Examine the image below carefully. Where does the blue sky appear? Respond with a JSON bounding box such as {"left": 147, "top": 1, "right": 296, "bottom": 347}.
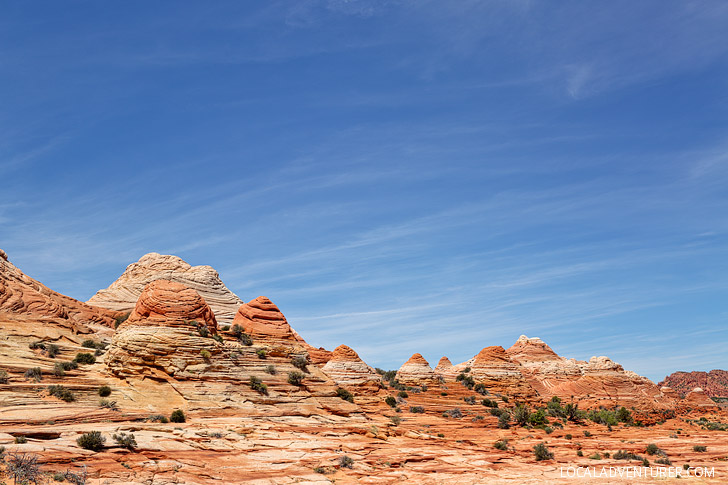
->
{"left": 1, "top": 1, "right": 727, "bottom": 381}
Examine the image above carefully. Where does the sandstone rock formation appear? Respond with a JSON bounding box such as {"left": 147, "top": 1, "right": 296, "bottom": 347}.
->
{"left": 456, "top": 345, "right": 538, "bottom": 399}
{"left": 659, "top": 370, "right": 728, "bottom": 398}
{"left": 0, "top": 248, "right": 116, "bottom": 328}
{"left": 396, "top": 353, "right": 438, "bottom": 386}
{"left": 106, "top": 283, "right": 357, "bottom": 416}
{"left": 292, "top": 329, "right": 333, "bottom": 365}
{"left": 434, "top": 356, "right": 453, "bottom": 374}
{"left": 684, "top": 387, "right": 719, "bottom": 408}
{"left": 88, "top": 252, "right": 243, "bottom": 325}
{"left": 322, "top": 345, "right": 380, "bottom": 389}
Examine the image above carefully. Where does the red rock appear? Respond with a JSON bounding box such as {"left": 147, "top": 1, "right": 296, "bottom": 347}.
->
{"left": 396, "top": 353, "right": 437, "bottom": 386}
{"left": 322, "top": 345, "right": 380, "bottom": 389}
{"left": 684, "top": 387, "right": 719, "bottom": 408}
{"left": 659, "top": 370, "right": 728, "bottom": 398}
{"left": 434, "top": 356, "right": 453, "bottom": 374}
{"left": 232, "top": 296, "right": 296, "bottom": 342}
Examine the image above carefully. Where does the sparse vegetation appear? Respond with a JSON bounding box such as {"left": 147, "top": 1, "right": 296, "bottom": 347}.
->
{"left": 614, "top": 450, "right": 642, "bottom": 461}
{"left": 0, "top": 369, "right": 8, "bottom": 383}
{"left": 82, "top": 339, "right": 106, "bottom": 350}
{"left": 113, "top": 432, "right": 137, "bottom": 450}
{"left": 693, "top": 445, "right": 707, "bottom": 452}
{"left": 456, "top": 373, "right": 475, "bottom": 389}
{"left": 409, "top": 406, "right": 425, "bottom": 413}
{"left": 494, "top": 439, "right": 509, "bottom": 451}
{"left": 73, "top": 353, "right": 96, "bottom": 365}
{"left": 474, "top": 383, "right": 489, "bottom": 395}
{"left": 583, "top": 430, "right": 592, "bottom": 437}
{"left": 288, "top": 371, "right": 305, "bottom": 386}
{"left": 463, "top": 395, "right": 476, "bottom": 405}
{"left": 212, "top": 334, "right": 223, "bottom": 344}
{"left": 498, "top": 412, "right": 511, "bottom": 429}
{"left": 15, "top": 436, "right": 28, "bottom": 444}
{"left": 230, "top": 324, "right": 253, "bottom": 345}
{"left": 397, "top": 390, "right": 408, "bottom": 398}
{"left": 47, "top": 343, "right": 60, "bottom": 358}
{"left": 589, "top": 453, "right": 602, "bottom": 460}
{"left": 444, "top": 408, "right": 463, "bottom": 419}
{"left": 5, "top": 451, "right": 42, "bottom": 484}
{"left": 655, "top": 457, "right": 672, "bottom": 465}
{"left": 565, "top": 434, "right": 573, "bottom": 440}
{"left": 53, "top": 362, "right": 66, "bottom": 377}
{"left": 249, "top": 376, "right": 268, "bottom": 395}
{"left": 256, "top": 349, "right": 267, "bottom": 359}
{"left": 577, "top": 450, "right": 584, "bottom": 457}
{"left": 339, "top": 455, "right": 354, "bottom": 469}
{"left": 385, "top": 396, "right": 397, "bottom": 408}
{"left": 24, "top": 367, "right": 42, "bottom": 381}
{"left": 481, "top": 398, "right": 498, "bottom": 408}
{"left": 170, "top": 410, "right": 186, "bottom": 423}
{"left": 389, "top": 415, "right": 401, "bottom": 426}
{"left": 147, "top": 414, "right": 169, "bottom": 423}
{"left": 513, "top": 404, "right": 530, "bottom": 427}
{"left": 336, "top": 387, "right": 354, "bottom": 402}
{"left": 529, "top": 408, "right": 548, "bottom": 426}
{"left": 645, "top": 443, "right": 660, "bottom": 455}
{"left": 99, "top": 399, "right": 119, "bottom": 411}
{"left": 48, "top": 384, "right": 75, "bottom": 402}
{"left": 98, "top": 385, "right": 112, "bottom": 397}
{"left": 200, "top": 349, "right": 211, "bottom": 360}
{"left": 533, "top": 442, "right": 553, "bottom": 461}
{"left": 77, "top": 431, "right": 106, "bottom": 451}
{"left": 291, "top": 355, "right": 308, "bottom": 370}
{"left": 265, "top": 365, "right": 277, "bottom": 375}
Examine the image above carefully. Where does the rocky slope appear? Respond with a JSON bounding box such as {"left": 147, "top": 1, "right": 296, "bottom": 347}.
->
{"left": 0, "top": 248, "right": 117, "bottom": 329}
{"left": 660, "top": 370, "right": 728, "bottom": 398}
{"left": 88, "top": 252, "right": 243, "bottom": 325}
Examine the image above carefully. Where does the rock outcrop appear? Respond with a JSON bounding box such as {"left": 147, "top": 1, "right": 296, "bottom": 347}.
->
{"left": 684, "top": 387, "right": 719, "bottom": 408}
{"left": 322, "top": 345, "right": 380, "bottom": 390}
{"left": 396, "top": 353, "right": 438, "bottom": 386}
{"left": 88, "top": 252, "right": 243, "bottom": 325}
{"left": 434, "top": 356, "right": 453, "bottom": 374}
{"left": 106, "top": 283, "right": 357, "bottom": 416}
{"left": 0, "top": 248, "right": 117, "bottom": 328}
{"left": 659, "top": 370, "right": 728, "bottom": 398}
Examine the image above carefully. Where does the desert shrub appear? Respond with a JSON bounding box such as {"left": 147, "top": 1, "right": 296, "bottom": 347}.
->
{"left": 99, "top": 399, "right": 119, "bottom": 411}
{"left": 398, "top": 390, "right": 409, "bottom": 398}
{"left": 339, "top": 455, "right": 354, "bottom": 468}
{"left": 82, "top": 339, "right": 100, "bottom": 349}
{"left": 390, "top": 415, "right": 401, "bottom": 426}
{"left": 29, "top": 341, "right": 46, "bottom": 350}
{"left": 473, "top": 383, "right": 489, "bottom": 395}
{"left": 200, "top": 349, "right": 211, "bottom": 360}
{"left": 409, "top": 406, "right": 425, "bottom": 414}
{"left": 614, "top": 450, "right": 641, "bottom": 460}
{"left": 15, "top": 436, "right": 28, "bottom": 444}
{"left": 616, "top": 406, "right": 632, "bottom": 423}
{"left": 583, "top": 430, "right": 592, "bottom": 437}
{"left": 655, "top": 457, "right": 672, "bottom": 465}
{"left": 456, "top": 373, "right": 475, "bottom": 389}
{"left": 170, "top": 410, "right": 186, "bottom": 423}
{"left": 494, "top": 439, "right": 509, "bottom": 451}
{"left": 577, "top": 450, "right": 583, "bottom": 457}
{"left": 544, "top": 426, "right": 553, "bottom": 434}
{"left": 472, "top": 414, "right": 484, "bottom": 422}
{"left": 212, "top": 334, "right": 223, "bottom": 344}
{"left": 249, "top": 376, "right": 268, "bottom": 395}
{"left": 482, "top": 398, "right": 498, "bottom": 408}
{"left": 336, "top": 387, "right": 354, "bottom": 403}
{"left": 464, "top": 395, "right": 476, "bottom": 405}
{"left": 265, "top": 365, "right": 277, "bottom": 375}
{"left": 0, "top": 369, "right": 8, "bottom": 383}
{"left": 437, "top": 433, "right": 445, "bottom": 437}
{"left": 77, "top": 431, "right": 105, "bottom": 451}
{"left": 197, "top": 325, "right": 210, "bottom": 338}
{"left": 533, "top": 442, "right": 553, "bottom": 461}
{"left": 114, "top": 312, "right": 130, "bottom": 328}
{"left": 445, "top": 407, "right": 463, "bottom": 418}
{"left": 441, "top": 392, "right": 447, "bottom": 396}
{"left": 240, "top": 333, "right": 253, "bottom": 346}
{"left": 288, "top": 371, "right": 305, "bottom": 386}
{"left": 565, "top": 434, "right": 573, "bottom": 440}
{"left": 385, "top": 396, "right": 397, "bottom": 408}
{"left": 513, "top": 404, "right": 531, "bottom": 427}
{"left": 113, "top": 432, "right": 137, "bottom": 450}
{"left": 291, "top": 355, "right": 308, "bottom": 370}
{"left": 98, "top": 385, "right": 112, "bottom": 397}
{"left": 693, "top": 445, "right": 707, "bottom": 452}
{"left": 313, "top": 466, "right": 326, "bottom": 474}
{"left": 565, "top": 402, "right": 583, "bottom": 422}
{"left": 256, "top": 349, "right": 267, "bottom": 359}
{"left": 489, "top": 407, "right": 505, "bottom": 417}
{"left": 47, "top": 343, "right": 60, "bottom": 358}
{"left": 498, "top": 412, "right": 511, "bottom": 429}
{"left": 6, "top": 451, "right": 42, "bottom": 484}
{"left": 589, "top": 453, "right": 602, "bottom": 460}
{"left": 500, "top": 394, "right": 509, "bottom": 403}
{"left": 463, "top": 367, "right": 471, "bottom": 373}
{"left": 53, "top": 471, "right": 66, "bottom": 481}
{"left": 147, "top": 414, "right": 168, "bottom": 423}
{"left": 74, "top": 353, "right": 96, "bottom": 365}
{"left": 48, "top": 384, "right": 75, "bottom": 402}
{"left": 645, "top": 443, "right": 659, "bottom": 455}
{"left": 61, "top": 361, "right": 79, "bottom": 371}
{"left": 24, "top": 367, "right": 42, "bottom": 381}
{"left": 588, "top": 409, "right": 618, "bottom": 426}
{"left": 53, "top": 363, "right": 66, "bottom": 377}
{"left": 547, "top": 396, "right": 565, "bottom": 417}
{"left": 529, "top": 408, "right": 548, "bottom": 426}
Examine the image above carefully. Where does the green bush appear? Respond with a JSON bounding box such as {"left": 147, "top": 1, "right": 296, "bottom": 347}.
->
{"left": 291, "top": 355, "right": 308, "bottom": 370}
{"left": 589, "top": 453, "right": 602, "bottom": 460}
{"left": 230, "top": 324, "right": 253, "bottom": 345}
{"left": 113, "top": 432, "right": 137, "bottom": 450}
{"left": 456, "top": 373, "right": 475, "bottom": 389}
{"left": 99, "top": 399, "right": 119, "bottom": 411}
{"left": 24, "top": 367, "right": 42, "bottom": 381}
{"left": 390, "top": 415, "right": 401, "bottom": 425}
{"left": 385, "top": 396, "right": 397, "bottom": 408}
{"left": 61, "top": 361, "right": 78, "bottom": 371}
{"left": 336, "top": 387, "right": 354, "bottom": 403}
{"left": 47, "top": 343, "right": 60, "bottom": 358}
{"left": 655, "top": 457, "right": 672, "bottom": 465}
{"left": 577, "top": 450, "right": 583, "bottom": 457}
{"left": 98, "top": 385, "right": 112, "bottom": 397}
{"left": 614, "top": 450, "right": 641, "bottom": 460}
{"left": 494, "top": 439, "right": 509, "bottom": 451}
{"left": 147, "top": 414, "right": 168, "bottom": 423}
{"left": 645, "top": 443, "right": 659, "bottom": 455}
{"left": 74, "top": 353, "right": 96, "bottom": 365}
{"left": 170, "top": 409, "right": 186, "bottom": 423}
{"left": 398, "top": 390, "right": 409, "bottom": 398}
{"left": 15, "top": 436, "right": 28, "bottom": 444}
{"left": 249, "top": 376, "right": 268, "bottom": 395}
{"left": 200, "top": 349, "right": 211, "bottom": 360}
{"left": 498, "top": 412, "right": 511, "bottom": 429}
{"left": 48, "top": 384, "right": 75, "bottom": 402}
{"left": 693, "top": 445, "right": 707, "bottom": 452}
{"left": 482, "top": 398, "right": 498, "bottom": 408}
{"left": 265, "top": 365, "right": 277, "bottom": 375}
{"left": 339, "top": 455, "right": 354, "bottom": 469}
{"left": 565, "top": 434, "right": 573, "bottom": 440}
{"left": 53, "top": 363, "right": 65, "bottom": 377}
{"left": 529, "top": 408, "right": 548, "bottom": 426}
{"left": 616, "top": 406, "right": 632, "bottom": 423}
{"left": 409, "top": 406, "right": 425, "bottom": 414}
{"left": 473, "top": 383, "right": 489, "bottom": 395}
{"left": 0, "top": 369, "right": 8, "bottom": 384}
{"left": 77, "top": 431, "right": 105, "bottom": 451}
{"left": 256, "top": 349, "right": 267, "bottom": 359}
{"left": 533, "top": 442, "right": 554, "bottom": 461}
{"left": 288, "top": 371, "right": 305, "bottom": 386}
{"left": 513, "top": 404, "right": 531, "bottom": 427}
{"left": 445, "top": 408, "right": 463, "bottom": 418}
{"left": 212, "top": 334, "right": 223, "bottom": 344}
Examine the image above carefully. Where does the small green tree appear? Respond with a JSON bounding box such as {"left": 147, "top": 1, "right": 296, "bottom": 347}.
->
{"left": 77, "top": 431, "right": 106, "bottom": 451}
{"left": 170, "top": 409, "right": 186, "bottom": 423}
